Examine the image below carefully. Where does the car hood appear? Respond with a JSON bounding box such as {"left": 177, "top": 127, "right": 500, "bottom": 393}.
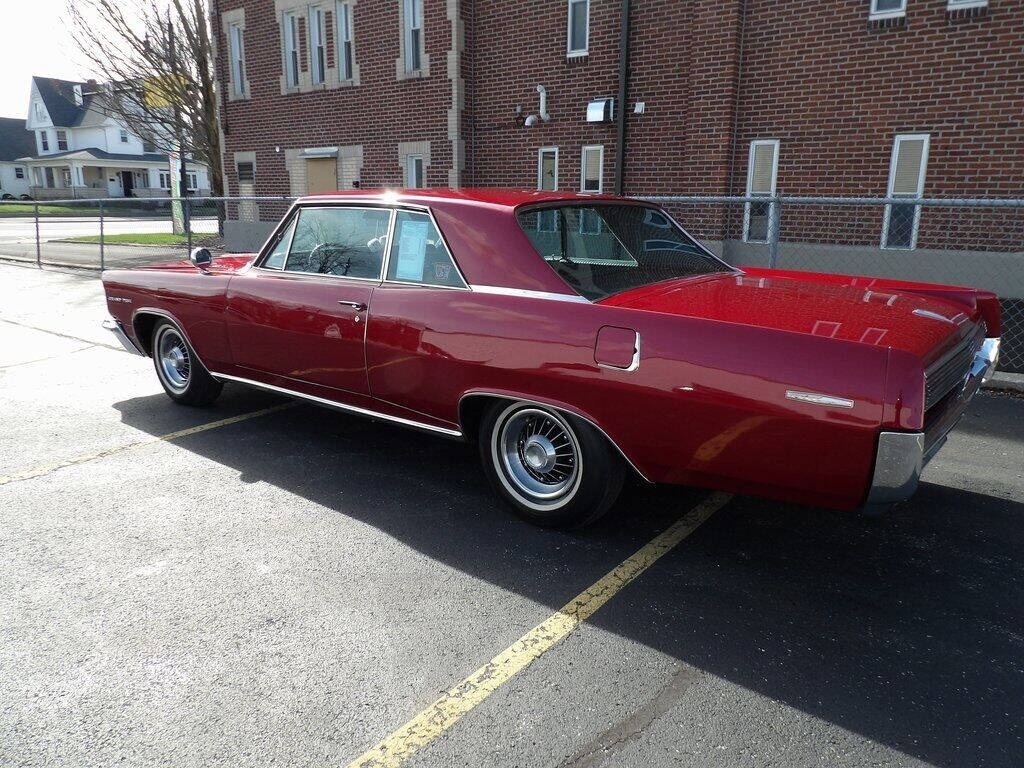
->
{"left": 129, "top": 254, "right": 256, "bottom": 275}
{"left": 600, "top": 272, "right": 978, "bottom": 362}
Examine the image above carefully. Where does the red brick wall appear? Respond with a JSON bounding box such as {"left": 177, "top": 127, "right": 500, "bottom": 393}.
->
{"left": 213, "top": 0, "right": 453, "bottom": 200}
{"left": 214, "top": 0, "right": 1023, "bottom": 205}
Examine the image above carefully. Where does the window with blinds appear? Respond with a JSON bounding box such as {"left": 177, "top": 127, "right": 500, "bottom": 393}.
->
{"left": 581, "top": 145, "right": 603, "bottom": 193}
{"left": 883, "top": 133, "right": 929, "bottom": 249}
{"left": 744, "top": 139, "right": 779, "bottom": 243}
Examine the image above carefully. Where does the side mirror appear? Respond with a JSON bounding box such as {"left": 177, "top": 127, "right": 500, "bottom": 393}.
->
{"left": 189, "top": 247, "right": 213, "bottom": 271}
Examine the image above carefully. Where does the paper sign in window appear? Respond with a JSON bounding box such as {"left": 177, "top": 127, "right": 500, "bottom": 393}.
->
{"left": 395, "top": 220, "right": 429, "bottom": 281}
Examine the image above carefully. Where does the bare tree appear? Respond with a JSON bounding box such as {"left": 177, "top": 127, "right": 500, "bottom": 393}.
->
{"left": 67, "top": 0, "right": 223, "bottom": 218}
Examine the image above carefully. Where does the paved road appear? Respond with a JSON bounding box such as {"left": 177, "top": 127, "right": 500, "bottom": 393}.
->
{"left": 1, "top": 261, "right": 1022, "bottom": 767}
{"left": 0, "top": 215, "right": 218, "bottom": 243}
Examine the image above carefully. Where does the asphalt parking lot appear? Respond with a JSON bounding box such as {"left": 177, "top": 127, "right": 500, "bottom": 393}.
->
{"left": 1, "top": 260, "right": 1022, "bottom": 768}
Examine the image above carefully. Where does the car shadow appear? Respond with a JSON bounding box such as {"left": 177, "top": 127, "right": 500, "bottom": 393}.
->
{"left": 112, "top": 386, "right": 1024, "bottom": 768}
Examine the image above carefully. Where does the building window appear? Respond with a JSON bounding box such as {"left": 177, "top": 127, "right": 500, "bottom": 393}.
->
{"left": 120, "top": 129, "right": 129, "bottom": 143}
{"left": 15, "top": 167, "right": 25, "bottom": 179}
{"left": 337, "top": 1, "right": 354, "bottom": 80}
{"left": 882, "top": 133, "right": 929, "bottom": 250}
{"left": 567, "top": 0, "right": 589, "bottom": 56}
{"left": 537, "top": 147, "right": 559, "bottom": 231}
{"left": 946, "top": 0, "right": 986, "bottom": 8}
{"left": 869, "top": 0, "right": 907, "bottom": 20}
{"left": 40, "top": 131, "right": 49, "bottom": 151}
{"left": 56, "top": 130, "right": 68, "bottom": 151}
{"left": 403, "top": 0, "right": 423, "bottom": 73}
{"left": 34, "top": 102, "right": 46, "bottom": 122}
{"left": 237, "top": 162, "right": 255, "bottom": 183}
{"left": 61, "top": 168, "right": 72, "bottom": 187}
{"left": 158, "top": 172, "right": 171, "bottom": 189}
{"left": 580, "top": 145, "right": 603, "bottom": 193}
{"left": 229, "top": 23, "right": 246, "bottom": 97}
{"left": 187, "top": 172, "right": 198, "bottom": 191}
{"left": 406, "top": 155, "right": 425, "bottom": 188}
{"left": 284, "top": 12, "right": 300, "bottom": 88}
{"left": 143, "top": 138, "right": 156, "bottom": 153}
{"left": 310, "top": 7, "right": 326, "bottom": 85}
{"left": 743, "top": 139, "right": 779, "bottom": 243}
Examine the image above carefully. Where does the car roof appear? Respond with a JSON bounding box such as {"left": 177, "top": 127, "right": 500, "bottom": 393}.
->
{"left": 296, "top": 187, "right": 643, "bottom": 210}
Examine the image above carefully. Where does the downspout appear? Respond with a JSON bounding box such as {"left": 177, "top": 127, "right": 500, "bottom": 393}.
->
{"left": 614, "top": 0, "right": 631, "bottom": 195}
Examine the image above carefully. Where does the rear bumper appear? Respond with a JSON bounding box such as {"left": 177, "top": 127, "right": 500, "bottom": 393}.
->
{"left": 102, "top": 317, "right": 145, "bottom": 356}
{"left": 865, "top": 337, "right": 1000, "bottom": 508}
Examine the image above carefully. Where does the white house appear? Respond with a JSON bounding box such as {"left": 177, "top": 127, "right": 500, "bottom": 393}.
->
{"left": 0, "top": 117, "right": 33, "bottom": 199}
{"left": 19, "top": 77, "right": 209, "bottom": 200}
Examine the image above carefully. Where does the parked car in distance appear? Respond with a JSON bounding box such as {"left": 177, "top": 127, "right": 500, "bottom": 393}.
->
{"left": 101, "top": 189, "right": 1001, "bottom": 527}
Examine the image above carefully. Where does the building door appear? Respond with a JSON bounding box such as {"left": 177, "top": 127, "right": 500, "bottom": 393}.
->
{"left": 120, "top": 170, "right": 134, "bottom": 197}
{"left": 306, "top": 157, "right": 337, "bottom": 194}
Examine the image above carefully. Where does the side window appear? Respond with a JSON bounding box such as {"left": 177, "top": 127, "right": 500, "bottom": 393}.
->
{"left": 386, "top": 210, "right": 464, "bottom": 288}
{"left": 262, "top": 215, "right": 297, "bottom": 269}
{"left": 284, "top": 207, "right": 391, "bottom": 278}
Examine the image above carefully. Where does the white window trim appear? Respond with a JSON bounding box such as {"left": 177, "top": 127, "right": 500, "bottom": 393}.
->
{"left": 337, "top": 1, "right": 355, "bottom": 81}
{"left": 229, "top": 23, "right": 246, "bottom": 97}
{"left": 742, "top": 138, "right": 780, "bottom": 244}
{"left": 567, "top": 0, "right": 589, "bottom": 57}
{"left": 284, "top": 11, "right": 300, "bottom": 88}
{"left": 40, "top": 131, "right": 49, "bottom": 152}
{"left": 56, "top": 130, "right": 68, "bottom": 151}
{"left": 403, "top": 0, "right": 423, "bottom": 74}
{"left": 869, "top": 0, "right": 907, "bottom": 21}
{"left": 881, "top": 133, "right": 929, "bottom": 251}
{"left": 946, "top": 0, "right": 987, "bottom": 8}
{"left": 580, "top": 145, "right": 603, "bottom": 193}
{"left": 309, "top": 7, "right": 326, "bottom": 85}
{"left": 537, "top": 147, "right": 559, "bottom": 191}
{"left": 406, "top": 155, "right": 425, "bottom": 188}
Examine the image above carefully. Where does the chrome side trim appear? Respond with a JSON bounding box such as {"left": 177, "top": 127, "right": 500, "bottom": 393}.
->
{"left": 209, "top": 372, "right": 464, "bottom": 438}
{"left": 101, "top": 317, "right": 145, "bottom": 356}
{"left": 785, "top": 390, "right": 855, "bottom": 409}
{"left": 597, "top": 331, "right": 641, "bottom": 372}
{"left": 912, "top": 308, "right": 955, "bottom": 324}
{"left": 978, "top": 337, "right": 1000, "bottom": 383}
{"left": 470, "top": 285, "right": 590, "bottom": 303}
{"left": 458, "top": 391, "right": 651, "bottom": 483}
{"left": 865, "top": 431, "right": 924, "bottom": 507}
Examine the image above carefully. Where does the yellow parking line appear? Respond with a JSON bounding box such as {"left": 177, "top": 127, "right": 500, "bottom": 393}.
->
{"left": 346, "top": 491, "right": 734, "bottom": 768}
{"left": 0, "top": 403, "right": 294, "bottom": 487}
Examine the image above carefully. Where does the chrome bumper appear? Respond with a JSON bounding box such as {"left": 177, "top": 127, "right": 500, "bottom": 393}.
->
{"left": 865, "top": 337, "right": 1000, "bottom": 508}
{"left": 102, "top": 317, "right": 145, "bottom": 356}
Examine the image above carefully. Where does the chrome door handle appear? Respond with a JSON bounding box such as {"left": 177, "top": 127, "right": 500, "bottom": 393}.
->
{"left": 337, "top": 301, "right": 367, "bottom": 311}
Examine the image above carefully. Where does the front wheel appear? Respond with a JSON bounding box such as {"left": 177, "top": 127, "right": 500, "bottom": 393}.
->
{"left": 151, "top": 320, "right": 222, "bottom": 406}
{"left": 479, "top": 400, "right": 624, "bottom": 528}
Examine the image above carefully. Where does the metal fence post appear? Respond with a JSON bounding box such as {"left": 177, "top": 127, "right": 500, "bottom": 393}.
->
{"left": 99, "top": 199, "right": 105, "bottom": 272}
{"left": 768, "top": 197, "right": 781, "bottom": 268}
{"left": 186, "top": 196, "right": 192, "bottom": 255}
{"left": 34, "top": 203, "right": 40, "bottom": 268}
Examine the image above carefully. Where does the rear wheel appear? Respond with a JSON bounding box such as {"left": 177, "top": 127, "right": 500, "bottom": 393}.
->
{"left": 151, "top": 320, "right": 222, "bottom": 406}
{"left": 479, "top": 400, "right": 624, "bottom": 528}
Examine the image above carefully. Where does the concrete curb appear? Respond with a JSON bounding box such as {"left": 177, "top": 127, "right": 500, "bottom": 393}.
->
{"left": 983, "top": 371, "right": 1024, "bottom": 394}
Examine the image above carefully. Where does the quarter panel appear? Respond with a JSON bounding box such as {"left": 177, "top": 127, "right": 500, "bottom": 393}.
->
{"left": 365, "top": 286, "right": 889, "bottom": 509}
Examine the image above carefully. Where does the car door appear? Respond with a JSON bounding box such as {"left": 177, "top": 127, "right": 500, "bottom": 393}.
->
{"left": 225, "top": 204, "right": 394, "bottom": 396}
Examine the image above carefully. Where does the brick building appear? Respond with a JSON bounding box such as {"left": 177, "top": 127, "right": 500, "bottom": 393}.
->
{"left": 211, "top": 0, "right": 1022, "bottom": 248}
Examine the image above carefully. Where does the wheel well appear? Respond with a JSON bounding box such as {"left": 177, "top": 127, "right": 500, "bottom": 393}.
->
{"left": 457, "top": 393, "right": 649, "bottom": 484}
{"left": 131, "top": 313, "right": 161, "bottom": 356}
{"left": 458, "top": 394, "right": 498, "bottom": 444}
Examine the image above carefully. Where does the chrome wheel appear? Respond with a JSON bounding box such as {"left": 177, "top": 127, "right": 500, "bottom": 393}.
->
{"left": 156, "top": 327, "right": 191, "bottom": 392}
{"left": 492, "top": 404, "right": 582, "bottom": 512}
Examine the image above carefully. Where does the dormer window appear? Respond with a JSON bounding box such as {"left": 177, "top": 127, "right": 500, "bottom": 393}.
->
{"left": 34, "top": 102, "right": 45, "bottom": 122}
{"left": 120, "top": 129, "right": 129, "bottom": 144}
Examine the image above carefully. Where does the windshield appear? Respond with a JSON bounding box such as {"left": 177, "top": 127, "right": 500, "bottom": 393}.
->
{"left": 516, "top": 204, "right": 732, "bottom": 301}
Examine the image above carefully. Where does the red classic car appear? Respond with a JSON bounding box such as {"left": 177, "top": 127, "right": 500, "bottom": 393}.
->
{"left": 101, "top": 189, "right": 1000, "bottom": 527}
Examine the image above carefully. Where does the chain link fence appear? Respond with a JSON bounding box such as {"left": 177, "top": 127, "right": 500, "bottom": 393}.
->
{"left": 0, "top": 194, "right": 1020, "bottom": 373}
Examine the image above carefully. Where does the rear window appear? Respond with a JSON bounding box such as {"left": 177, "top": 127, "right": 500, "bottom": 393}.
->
{"left": 516, "top": 204, "right": 731, "bottom": 301}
